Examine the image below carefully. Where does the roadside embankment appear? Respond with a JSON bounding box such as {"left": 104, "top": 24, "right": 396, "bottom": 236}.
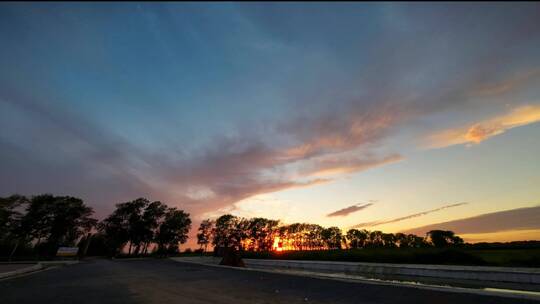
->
{"left": 0, "top": 260, "right": 78, "bottom": 280}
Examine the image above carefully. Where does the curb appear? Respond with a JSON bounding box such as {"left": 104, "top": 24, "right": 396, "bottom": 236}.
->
{"left": 169, "top": 258, "right": 540, "bottom": 301}
{"left": 0, "top": 264, "right": 43, "bottom": 280}
{"left": 0, "top": 260, "right": 79, "bottom": 280}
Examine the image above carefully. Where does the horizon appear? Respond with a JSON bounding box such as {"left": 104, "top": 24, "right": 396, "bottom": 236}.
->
{"left": 1, "top": 2, "right": 540, "bottom": 249}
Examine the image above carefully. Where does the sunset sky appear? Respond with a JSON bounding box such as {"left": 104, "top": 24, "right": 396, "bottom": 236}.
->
{"left": 1, "top": 3, "right": 540, "bottom": 246}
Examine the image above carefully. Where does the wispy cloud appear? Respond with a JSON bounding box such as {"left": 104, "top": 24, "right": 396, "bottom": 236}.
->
{"left": 327, "top": 202, "right": 374, "bottom": 217}
{"left": 425, "top": 105, "right": 540, "bottom": 149}
{"left": 350, "top": 202, "right": 468, "bottom": 229}
{"left": 301, "top": 154, "right": 403, "bottom": 177}
{"left": 470, "top": 69, "right": 540, "bottom": 97}
{"left": 402, "top": 205, "right": 540, "bottom": 236}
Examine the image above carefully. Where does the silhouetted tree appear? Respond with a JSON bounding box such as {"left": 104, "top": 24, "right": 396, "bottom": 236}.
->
{"left": 245, "top": 218, "right": 279, "bottom": 251}
{"left": 155, "top": 208, "right": 191, "bottom": 254}
{"left": 99, "top": 198, "right": 144, "bottom": 256}
{"left": 0, "top": 194, "right": 96, "bottom": 258}
{"left": 212, "top": 214, "right": 248, "bottom": 251}
{"left": 402, "top": 233, "right": 429, "bottom": 248}
{"left": 0, "top": 195, "right": 30, "bottom": 259}
{"left": 305, "top": 224, "right": 324, "bottom": 250}
{"left": 426, "top": 230, "right": 464, "bottom": 247}
{"left": 25, "top": 195, "right": 96, "bottom": 256}
{"left": 382, "top": 233, "right": 397, "bottom": 248}
{"left": 321, "top": 226, "right": 343, "bottom": 249}
{"left": 99, "top": 198, "right": 176, "bottom": 256}
{"left": 197, "top": 219, "right": 214, "bottom": 252}
{"left": 138, "top": 201, "right": 167, "bottom": 254}
{"left": 213, "top": 214, "right": 234, "bottom": 250}
{"left": 346, "top": 229, "right": 369, "bottom": 249}
{"left": 368, "top": 230, "right": 384, "bottom": 248}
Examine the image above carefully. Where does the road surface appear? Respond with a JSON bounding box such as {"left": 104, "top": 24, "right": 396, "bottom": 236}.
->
{"left": 0, "top": 259, "right": 536, "bottom": 304}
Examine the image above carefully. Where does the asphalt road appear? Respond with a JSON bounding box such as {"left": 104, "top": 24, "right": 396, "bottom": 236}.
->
{"left": 0, "top": 259, "right": 536, "bottom": 304}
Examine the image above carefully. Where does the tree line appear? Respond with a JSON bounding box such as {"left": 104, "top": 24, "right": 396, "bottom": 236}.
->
{"left": 2, "top": 194, "right": 465, "bottom": 260}
{"left": 197, "top": 214, "right": 464, "bottom": 252}
{"left": 0, "top": 194, "right": 192, "bottom": 259}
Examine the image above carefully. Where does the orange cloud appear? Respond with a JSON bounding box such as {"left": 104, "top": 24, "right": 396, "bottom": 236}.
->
{"left": 425, "top": 105, "right": 540, "bottom": 148}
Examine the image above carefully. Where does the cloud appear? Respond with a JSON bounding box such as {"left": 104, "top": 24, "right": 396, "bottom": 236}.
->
{"left": 327, "top": 202, "right": 374, "bottom": 217}
{"left": 301, "top": 154, "right": 403, "bottom": 177}
{"left": 402, "top": 205, "right": 540, "bottom": 236}
{"left": 425, "top": 105, "right": 540, "bottom": 148}
{"left": 282, "top": 106, "right": 400, "bottom": 160}
{"left": 2, "top": 3, "right": 540, "bottom": 229}
{"left": 350, "top": 202, "right": 468, "bottom": 229}
{"left": 470, "top": 69, "right": 540, "bottom": 97}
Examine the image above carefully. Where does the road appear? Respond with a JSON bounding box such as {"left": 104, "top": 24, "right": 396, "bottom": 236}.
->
{"left": 0, "top": 259, "right": 536, "bottom": 304}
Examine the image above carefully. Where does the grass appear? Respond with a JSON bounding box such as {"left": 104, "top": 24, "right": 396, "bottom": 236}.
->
{"left": 469, "top": 248, "right": 540, "bottom": 267}
{"left": 240, "top": 248, "right": 540, "bottom": 267}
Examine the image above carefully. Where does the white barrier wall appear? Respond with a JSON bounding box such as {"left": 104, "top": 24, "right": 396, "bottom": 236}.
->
{"left": 244, "top": 259, "right": 540, "bottom": 284}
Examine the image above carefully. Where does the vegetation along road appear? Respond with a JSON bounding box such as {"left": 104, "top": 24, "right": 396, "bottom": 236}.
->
{"left": 1, "top": 259, "right": 537, "bottom": 304}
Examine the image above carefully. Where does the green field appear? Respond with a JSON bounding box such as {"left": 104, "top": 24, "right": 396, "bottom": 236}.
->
{"left": 238, "top": 248, "right": 540, "bottom": 267}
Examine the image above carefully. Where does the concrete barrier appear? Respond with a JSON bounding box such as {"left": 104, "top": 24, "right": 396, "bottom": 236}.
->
{"left": 243, "top": 259, "right": 540, "bottom": 285}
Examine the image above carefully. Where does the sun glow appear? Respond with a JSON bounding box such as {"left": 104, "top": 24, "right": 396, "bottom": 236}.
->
{"left": 272, "top": 236, "right": 283, "bottom": 252}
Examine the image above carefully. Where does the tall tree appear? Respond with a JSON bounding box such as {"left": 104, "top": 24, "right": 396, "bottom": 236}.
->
{"left": 138, "top": 201, "right": 167, "bottom": 254}
{"left": 426, "top": 230, "right": 463, "bottom": 247}
{"left": 99, "top": 198, "right": 147, "bottom": 255}
{"left": 305, "top": 224, "right": 324, "bottom": 250}
{"left": 212, "top": 214, "right": 247, "bottom": 250}
{"left": 246, "top": 218, "right": 279, "bottom": 251}
{"left": 45, "top": 196, "right": 96, "bottom": 249}
{"left": 197, "top": 219, "right": 214, "bottom": 252}
{"left": 382, "top": 233, "right": 397, "bottom": 248}
{"left": 21, "top": 195, "right": 97, "bottom": 256}
{"left": 346, "top": 229, "right": 369, "bottom": 249}
{"left": 321, "top": 226, "right": 343, "bottom": 249}
{"left": 155, "top": 208, "right": 191, "bottom": 254}
{"left": 0, "top": 195, "right": 29, "bottom": 259}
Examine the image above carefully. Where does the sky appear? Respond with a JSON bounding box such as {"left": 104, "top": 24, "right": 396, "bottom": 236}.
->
{"left": 1, "top": 3, "right": 540, "bottom": 247}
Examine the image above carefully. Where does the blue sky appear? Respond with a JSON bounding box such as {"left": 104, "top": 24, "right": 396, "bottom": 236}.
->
{"left": 1, "top": 3, "right": 540, "bottom": 244}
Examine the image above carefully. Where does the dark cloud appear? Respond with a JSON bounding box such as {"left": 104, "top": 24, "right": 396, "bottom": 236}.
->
{"left": 350, "top": 203, "right": 468, "bottom": 229}
{"left": 327, "top": 203, "right": 374, "bottom": 217}
{"left": 402, "top": 205, "right": 540, "bottom": 236}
